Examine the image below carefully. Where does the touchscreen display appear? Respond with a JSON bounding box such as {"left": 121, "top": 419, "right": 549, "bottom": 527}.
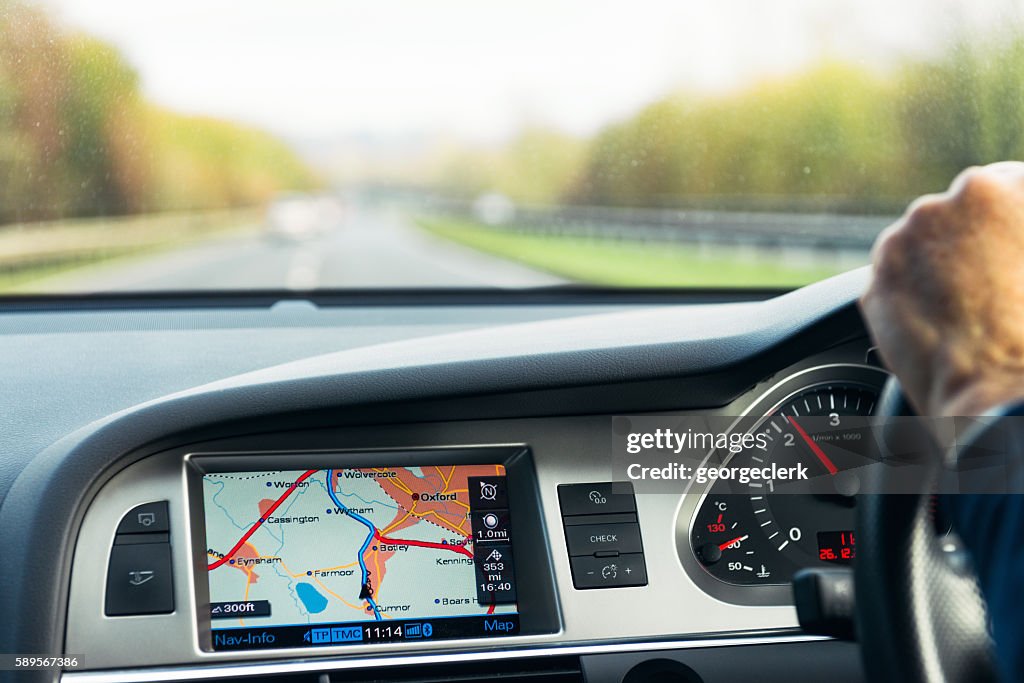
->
{"left": 202, "top": 464, "right": 518, "bottom": 650}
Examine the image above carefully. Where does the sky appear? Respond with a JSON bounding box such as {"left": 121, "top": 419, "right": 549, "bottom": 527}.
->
{"left": 35, "top": 0, "right": 1018, "bottom": 147}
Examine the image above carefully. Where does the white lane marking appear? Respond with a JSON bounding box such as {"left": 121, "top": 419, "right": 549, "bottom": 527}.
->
{"left": 286, "top": 248, "right": 323, "bottom": 289}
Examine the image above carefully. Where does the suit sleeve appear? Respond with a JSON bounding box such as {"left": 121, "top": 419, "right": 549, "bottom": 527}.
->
{"left": 944, "top": 406, "right": 1024, "bottom": 683}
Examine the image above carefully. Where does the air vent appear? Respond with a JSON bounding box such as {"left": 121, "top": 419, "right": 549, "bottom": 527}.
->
{"left": 194, "top": 655, "right": 583, "bottom": 683}
{"left": 319, "top": 656, "right": 583, "bottom": 683}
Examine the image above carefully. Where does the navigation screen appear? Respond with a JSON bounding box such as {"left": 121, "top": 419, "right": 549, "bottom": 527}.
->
{"left": 202, "top": 464, "right": 519, "bottom": 651}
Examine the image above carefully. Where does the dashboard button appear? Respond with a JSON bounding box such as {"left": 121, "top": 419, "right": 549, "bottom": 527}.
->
{"left": 565, "top": 522, "right": 643, "bottom": 556}
{"left": 558, "top": 483, "right": 636, "bottom": 517}
{"left": 116, "top": 501, "right": 169, "bottom": 534}
{"left": 114, "top": 531, "right": 169, "bottom": 545}
{"left": 570, "top": 553, "right": 647, "bottom": 589}
{"left": 468, "top": 476, "right": 508, "bottom": 509}
{"left": 474, "top": 543, "right": 517, "bottom": 604}
{"left": 470, "top": 509, "right": 512, "bottom": 545}
{"left": 105, "top": 543, "right": 174, "bottom": 616}
{"left": 562, "top": 511, "right": 638, "bottom": 526}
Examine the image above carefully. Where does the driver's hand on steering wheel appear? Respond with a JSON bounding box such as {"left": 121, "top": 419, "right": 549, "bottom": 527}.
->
{"left": 860, "top": 161, "right": 1024, "bottom": 418}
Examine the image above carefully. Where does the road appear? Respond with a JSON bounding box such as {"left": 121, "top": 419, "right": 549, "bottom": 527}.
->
{"left": 26, "top": 206, "right": 565, "bottom": 292}
{"left": 324, "top": 469, "right": 383, "bottom": 621}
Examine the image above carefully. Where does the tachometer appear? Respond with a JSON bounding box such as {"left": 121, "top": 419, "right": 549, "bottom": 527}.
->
{"left": 689, "top": 381, "right": 879, "bottom": 585}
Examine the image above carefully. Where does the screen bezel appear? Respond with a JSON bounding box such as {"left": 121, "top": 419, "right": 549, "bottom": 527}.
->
{"left": 185, "top": 446, "right": 559, "bottom": 653}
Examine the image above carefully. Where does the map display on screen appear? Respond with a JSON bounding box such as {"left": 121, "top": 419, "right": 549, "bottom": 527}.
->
{"left": 202, "top": 464, "right": 519, "bottom": 650}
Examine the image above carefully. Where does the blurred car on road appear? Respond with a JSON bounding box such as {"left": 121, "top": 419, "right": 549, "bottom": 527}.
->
{"left": 265, "top": 194, "right": 344, "bottom": 241}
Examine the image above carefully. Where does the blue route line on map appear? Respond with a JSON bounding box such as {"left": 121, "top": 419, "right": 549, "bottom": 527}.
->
{"left": 325, "top": 469, "right": 382, "bottom": 621}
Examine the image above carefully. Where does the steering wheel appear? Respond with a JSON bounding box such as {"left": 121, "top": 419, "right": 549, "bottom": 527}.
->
{"left": 854, "top": 378, "right": 996, "bottom": 682}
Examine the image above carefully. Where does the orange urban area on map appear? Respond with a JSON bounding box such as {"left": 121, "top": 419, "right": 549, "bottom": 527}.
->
{"left": 358, "top": 464, "right": 500, "bottom": 592}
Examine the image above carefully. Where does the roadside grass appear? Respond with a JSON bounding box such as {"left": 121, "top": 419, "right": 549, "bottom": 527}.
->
{"left": 417, "top": 217, "right": 856, "bottom": 289}
{"left": 0, "top": 250, "right": 139, "bottom": 291}
{"left": 0, "top": 208, "right": 261, "bottom": 293}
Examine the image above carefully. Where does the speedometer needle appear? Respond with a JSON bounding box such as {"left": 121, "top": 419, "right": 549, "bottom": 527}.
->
{"left": 788, "top": 416, "right": 839, "bottom": 475}
{"left": 719, "top": 534, "right": 749, "bottom": 550}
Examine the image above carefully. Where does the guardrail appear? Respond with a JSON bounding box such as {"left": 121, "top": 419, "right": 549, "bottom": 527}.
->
{"left": 423, "top": 198, "right": 894, "bottom": 251}
{"left": 0, "top": 208, "right": 260, "bottom": 275}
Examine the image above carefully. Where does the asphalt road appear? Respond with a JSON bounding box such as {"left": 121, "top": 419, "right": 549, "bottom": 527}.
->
{"left": 26, "top": 207, "right": 566, "bottom": 293}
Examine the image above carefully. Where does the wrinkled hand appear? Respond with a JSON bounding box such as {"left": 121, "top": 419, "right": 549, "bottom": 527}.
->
{"left": 860, "top": 162, "right": 1024, "bottom": 417}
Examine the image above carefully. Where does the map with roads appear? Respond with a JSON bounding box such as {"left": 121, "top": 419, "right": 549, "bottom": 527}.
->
{"left": 204, "top": 464, "right": 517, "bottom": 628}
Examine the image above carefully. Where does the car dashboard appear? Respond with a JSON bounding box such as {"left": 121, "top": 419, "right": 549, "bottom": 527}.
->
{"left": 0, "top": 269, "right": 878, "bottom": 683}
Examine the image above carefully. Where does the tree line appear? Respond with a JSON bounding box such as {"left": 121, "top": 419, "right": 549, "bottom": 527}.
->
{"left": 435, "top": 29, "right": 1024, "bottom": 214}
{"left": 0, "top": 1, "right": 316, "bottom": 225}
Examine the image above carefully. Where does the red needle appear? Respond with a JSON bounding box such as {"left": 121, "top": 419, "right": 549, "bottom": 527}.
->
{"left": 718, "top": 534, "right": 748, "bottom": 550}
{"left": 788, "top": 416, "right": 839, "bottom": 475}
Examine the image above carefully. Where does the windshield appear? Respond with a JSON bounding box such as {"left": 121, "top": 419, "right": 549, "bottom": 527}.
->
{"left": 0, "top": 1, "right": 1017, "bottom": 293}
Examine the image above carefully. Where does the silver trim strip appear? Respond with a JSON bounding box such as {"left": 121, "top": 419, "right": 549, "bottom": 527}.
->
{"left": 62, "top": 633, "right": 827, "bottom": 682}
{"left": 67, "top": 419, "right": 802, "bottom": 669}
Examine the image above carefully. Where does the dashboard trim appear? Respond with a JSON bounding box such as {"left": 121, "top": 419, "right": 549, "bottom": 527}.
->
{"left": 59, "top": 632, "right": 828, "bottom": 683}
{"left": 65, "top": 418, "right": 805, "bottom": 669}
